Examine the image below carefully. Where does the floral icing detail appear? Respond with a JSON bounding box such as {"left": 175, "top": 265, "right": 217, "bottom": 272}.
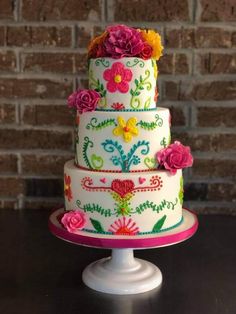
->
{"left": 103, "top": 24, "right": 144, "bottom": 59}
{"left": 113, "top": 116, "right": 138, "bottom": 142}
{"left": 157, "top": 141, "right": 193, "bottom": 174}
{"left": 61, "top": 210, "right": 86, "bottom": 233}
{"left": 135, "top": 198, "right": 178, "bottom": 214}
{"left": 152, "top": 215, "right": 167, "bottom": 232}
{"left": 144, "top": 157, "right": 157, "bottom": 169}
{"left": 90, "top": 154, "right": 104, "bottom": 170}
{"left": 89, "top": 69, "right": 107, "bottom": 107}
{"left": 139, "top": 29, "right": 163, "bottom": 60}
{"left": 130, "top": 70, "right": 152, "bottom": 109}
{"left": 86, "top": 117, "right": 117, "bottom": 130}
{"left": 67, "top": 89, "right": 100, "bottom": 114}
{"left": 103, "top": 62, "right": 132, "bottom": 93}
{"left": 136, "top": 113, "right": 163, "bottom": 130}
{"left": 82, "top": 137, "right": 104, "bottom": 170}
{"left": 64, "top": 174, "right": 72, "bottom": 202}
{"left": 126, "top": 58, "right": 145, "bottom": 68}
{"left": 108, "top": 217, "right": 139, "bottom": 235}
{"left": 152, "top": 59, "right": 158, "bottom": 79}
{"left": 179, "top": 176, "right": 184, "bottom": 205}
{"left": 111, "top": 103, "right": 125, "bottom": 110}
{"left": 102, "top": 139, "right": 149, "bottom": 172}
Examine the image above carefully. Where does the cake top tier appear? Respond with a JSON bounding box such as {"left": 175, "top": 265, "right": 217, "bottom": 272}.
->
{"left": 88, "top": 24, "right": 163, "bottom": 61}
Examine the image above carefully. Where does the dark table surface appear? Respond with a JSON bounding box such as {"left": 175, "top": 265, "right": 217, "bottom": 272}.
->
{"left": 0, "top": 209, "right": 236, "bottom": 314}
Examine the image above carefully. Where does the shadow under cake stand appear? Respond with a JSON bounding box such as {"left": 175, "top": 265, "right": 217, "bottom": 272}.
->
{"left": 49, "top": 208, "right": 198, "bottom": 295}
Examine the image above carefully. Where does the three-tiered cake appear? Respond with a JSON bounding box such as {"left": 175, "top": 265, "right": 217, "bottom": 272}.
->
{"left": 62, "top": 25, "right": 193, "bottom": 236}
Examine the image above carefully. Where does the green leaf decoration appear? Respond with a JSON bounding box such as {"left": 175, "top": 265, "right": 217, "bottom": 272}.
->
{"left": 82, "top": 137, "right": 94, "bottom": 169}
{"left": 137, "top": 114, "right": 163, "bottom": 131}
{"left": 130, "top": 70, "right": 152, "bottom": 109}
{"left": 152, "top": 215, "right": 167, "bottom": 232}
{"left": 86, "top": 117, "right": 117, "bottom": 131}
{"left": 90, "top": 218, "right": 105, "bottom": 233}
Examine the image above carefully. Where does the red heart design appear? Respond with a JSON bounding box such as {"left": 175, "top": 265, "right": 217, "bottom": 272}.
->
{"left": 111, "top": 179, "right": 135, "bottom": 198}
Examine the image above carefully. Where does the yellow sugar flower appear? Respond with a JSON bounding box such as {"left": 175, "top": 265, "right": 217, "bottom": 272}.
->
{"left": 139, "top": 29, "right": 163, "bottom": 61}
{"left": 113, "top": 116, "right": 138, "bottom": 142}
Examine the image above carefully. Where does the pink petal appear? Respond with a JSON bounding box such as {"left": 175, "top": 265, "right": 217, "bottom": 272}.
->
{"left": 103, "top": 69, "right": 112, "bottom": 81}
{"left": 117, "top": 81, "right": 129, "bottom": 93}
{"left": 107, "top": 80, "right": 118, "bottom": 93}
{"left": 123, "top": 69, "right": 133, "bottom": 81}
{"left": 112, "top": 62, "right": 124, "bottom": 75}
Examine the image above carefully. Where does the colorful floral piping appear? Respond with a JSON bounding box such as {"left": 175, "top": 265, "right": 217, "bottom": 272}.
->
{"left": 80, "top": 216, "right": 184, "bottom": 235}
{"left": 95, "top": 108, "right": 157, "bottom": 112}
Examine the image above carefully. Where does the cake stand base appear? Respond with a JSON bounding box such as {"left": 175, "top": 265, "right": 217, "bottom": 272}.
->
{"left": 82, "top": 248, "right": 162, "bottom": 294}
{"left": 49, "top": 208, "right": 198, "bottom": 295}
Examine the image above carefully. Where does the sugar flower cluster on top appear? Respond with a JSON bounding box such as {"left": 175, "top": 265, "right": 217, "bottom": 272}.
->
{"left": 88, "top": 24, "right": 163, "bottom": 60}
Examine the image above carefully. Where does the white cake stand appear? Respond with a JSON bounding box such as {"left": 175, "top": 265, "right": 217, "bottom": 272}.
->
{"left": 49, "top": 208, "right": 198, "bottom": 295}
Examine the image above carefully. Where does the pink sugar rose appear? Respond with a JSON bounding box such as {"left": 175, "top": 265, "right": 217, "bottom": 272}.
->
{"left": 104, "top": 24, "right": 144, "bottom": 58}
{"left": 157, "top": 141, "right": 193, "bottom": 175}
{"left": 67, "top": 89, "right": 100, "bottom": 114}
{"left": 138, "top": 42, "right": 153, "bottom": 60}
{"left": 61, "top": 210, "right": 86, "bottom": 233}
{"left": 103, "top": 62, "right": 132, "bottom": 93}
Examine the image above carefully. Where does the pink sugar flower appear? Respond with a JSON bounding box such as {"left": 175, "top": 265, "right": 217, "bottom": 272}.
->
{"left": 103, "top": 62, "right": 132, "bottom": 93}
{"left": 61, "top": 210, "right": 86, "bottom": 233}
{"left": 67, "top": 89, "right": 100, "bottom": 114}
{"left": 157, "top": 141, "right": 193, "bottom": 175}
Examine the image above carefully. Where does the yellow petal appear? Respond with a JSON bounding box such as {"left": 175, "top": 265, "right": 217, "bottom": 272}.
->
{"left": 127, "top": 117, "right": 137, "bottom": 128}
{"left": 130, "top": 126, "right": 138, "bottom": 136}
{"left": 123, "top": 132, "right": 132, "bottom": 142}
{"left": 117, "top": 116, "right": 126, "bottom": 128}
{"left": 113, "top": 127, "right": 123, "bottom": 137}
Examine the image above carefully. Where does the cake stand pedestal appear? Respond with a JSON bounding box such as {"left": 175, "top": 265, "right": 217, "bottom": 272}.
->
{"left": 49, "top": 208, "right": 198, "bottom": 295}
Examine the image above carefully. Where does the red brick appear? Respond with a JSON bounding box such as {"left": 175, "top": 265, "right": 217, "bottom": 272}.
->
{"left": 164, "top": 80, "right": 236, "bottom": 101}
{"left": 0, "top": 51, "right": 16, "bottom": 72}
{"left": 0, "top": 0, "right": 14, "bottom": 19}
{"left": 172, "top": 132, "right": 236, "bottom": 152}
{"left": 196, "top": 107, "right": 236, "bottom": 127}
{"left": 74, "top": 53, "right": 88, "bottom": 73}
{"left": 0, "top": 103, "right": 16, "bottom": 123}
{"left": 0, "top": 78, "right": 73, "bottom": 99}
{"left": 24, "top": 199, "right": 63, "bottom": 210}
{"left": 22, "top": 104, "right": 74, "bottom": 126}
{"left": 6, "top": 26, "right": 72, "bottom": 47}
{"left": 77, "top": 26, "right": 92, "bottom": 48}
{"left": 165, "top": 105, "right": 186, "bottom": 126}
{"left": 0, "top": 129, "right": 72, "bottom": 150}
{"left": 197, "top": 53, "right": 236, "bottom": 74}
{"left": 208, "top": 183, "right": 236, "bottom": 201}
{"left": 192, "top": 158, "right": 236, "bottom": 178}
{"left": 22, "top": 53, "right": 73, "bottom": 74}
{"left": 22, "top": 154, "right": 73, "bottom": 175}
{"left": 0, "top": 154, "right": 18, "bottom": 173}
{"left": 114, "top": 0, "right": 189, "bottom": 21}
{"left": 165, "top": 27, "right": 232, "bottom": 48}
{"left": 0, "top": 27, "right": 5, "bottom": 45}
{"left": 200, "top": 0, "right": 236, "bottom": 22}
{"left": 0, "top": 178, "right": 24, "bottom": 197}
{"left": 21, "top": 0, "right": 101, "bottom": 21}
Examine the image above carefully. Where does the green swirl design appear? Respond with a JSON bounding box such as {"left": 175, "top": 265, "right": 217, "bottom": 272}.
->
{"left": 126, "top": 58, "right": 145, "bottom": 68}
{"left": 86, "top": 117, "right": 117, "bottom": 130}
{"left": 130, "top": 70, "right": 152, "bottom": 109}
{"left": 137, "top": 114, "right": 163, "bottom": 130}
{"left": 95, "top": 58, "right": 110, "bottom": 68}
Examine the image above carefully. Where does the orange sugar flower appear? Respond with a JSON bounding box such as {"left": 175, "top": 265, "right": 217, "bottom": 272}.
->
{"left": 139, "top": 29, "right": 163, "bottom": 61}
{"left": 88, "top": 31, "right": 108, "bottom": 58}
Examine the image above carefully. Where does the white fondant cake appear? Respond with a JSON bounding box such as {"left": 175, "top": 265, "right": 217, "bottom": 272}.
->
{"left": 65, "top": 160, "right": 183, "bottom": 235}
{"left": 75, "top": 108, "right": 171, "bottom": 171}
{"left": 62, "top": 25, "right": 193, "bottom": 237}
{"left": 89, "top": 58, "right": 158, "bottom": 110}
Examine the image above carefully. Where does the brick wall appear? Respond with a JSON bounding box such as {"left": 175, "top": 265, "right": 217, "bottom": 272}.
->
{"left": 0, "top": 0, "right": 235, "bottom": 213}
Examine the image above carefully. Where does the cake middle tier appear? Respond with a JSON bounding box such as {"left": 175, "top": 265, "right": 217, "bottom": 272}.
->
{"left": 75, "top": 107, "right": 171, "bottom": 172}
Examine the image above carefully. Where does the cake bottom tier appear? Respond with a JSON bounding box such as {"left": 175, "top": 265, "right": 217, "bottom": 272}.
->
{"left": 64, "top": 160, "right": 184, "bottom": 236}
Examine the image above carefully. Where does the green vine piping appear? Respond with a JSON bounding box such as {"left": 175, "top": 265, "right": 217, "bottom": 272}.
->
{"left": 126, "top": 58, "right": 145, "bottom": 68}
{"left": 144, "top": 156, "right": 157, "bottom": 169}
{"left": 130, "top": 70, "right": 152, "bottom": 109}
{"left": 89, "top": 69, "right": 107, "bottom": 107}
{"left": 102, "top": 139, "right": 150, "bottom": 172}
{"left": 86, "top": 117, "right": 117, "bottom": 130}
{"left": 95, "top": 58, "right": 110, "bottom": 68}
{"left": 110, "top": 191, "right": 134, "bottom": 216}
{"left": 136, "top": 114, "right": 163, "bottom": 130}
{"left": 160, "top": 132, "right": 171, "bottom": 148}
{"left": 135, "top": 198, "right": 178, "bottom": 214}
{"left": 82, "top": 137, "right": 103, "bottom": 170}
{"left": 179, "top": 176, "right": 184, "bottom": 205}
{"left": 76, "top": 199, "right": 113, "bottom": 217}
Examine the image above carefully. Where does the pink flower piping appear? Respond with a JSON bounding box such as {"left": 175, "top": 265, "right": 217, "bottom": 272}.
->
{"left": 157, "top": 141, "right": 193, "bottom": 175}
{"left": 61, "top": 210, "right": 86, "bottom": 233}
{"left": 103, "top": 62, "right": 132, "bottom": 93}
